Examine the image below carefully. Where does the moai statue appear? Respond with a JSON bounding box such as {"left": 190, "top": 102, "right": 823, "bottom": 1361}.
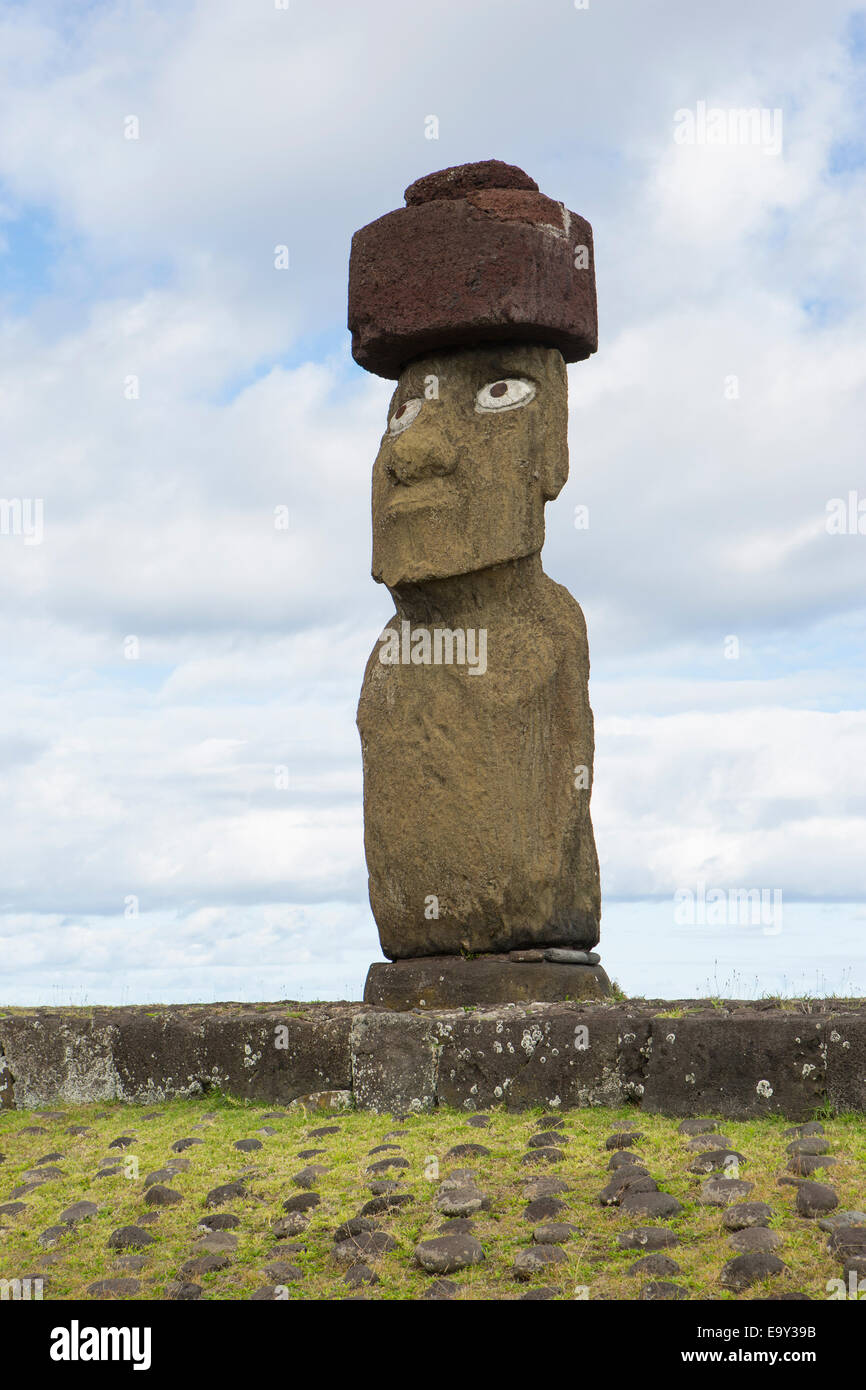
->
{"left": 348, "top": 161, "right": 610, "bottom": 1008}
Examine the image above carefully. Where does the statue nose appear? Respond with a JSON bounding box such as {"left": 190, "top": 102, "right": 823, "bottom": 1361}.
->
{"left": 387, "top": 431, "right": 460, "bottom": 485}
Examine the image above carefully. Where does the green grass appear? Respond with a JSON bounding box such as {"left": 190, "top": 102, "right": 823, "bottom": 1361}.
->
{"left": 0, "top": 1099, "right": 863, "bottom": 1300}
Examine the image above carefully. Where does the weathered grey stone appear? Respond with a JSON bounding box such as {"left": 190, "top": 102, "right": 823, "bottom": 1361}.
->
{"left": 433, "top": 1003, "right": 650, "bottom": 1111}
{"left": 0, "top": 1001, "right": 357, "bottom": 1108}
{"left": 351, "top": 1011, "right": 437, "bottom": 1113}
{"left": 643, "top": 1013, "right": 827, "bottom": 1119}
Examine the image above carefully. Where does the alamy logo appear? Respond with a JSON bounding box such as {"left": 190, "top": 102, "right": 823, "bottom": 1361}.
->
{"left": 0, "top": 497, "right": 43, "bottom": 545}
{"left": 674, "top": 102, "right": 783, "bottom": 155}
{"left": 378, "top": 619, "right": 487, "bottom": 675}
{"left": 674, "top": 881, "right": 782, "bottom": 935}
{"left": 49, "top": 1321, "right": 152, "bottom": 1370}
{"left": 1, "top": 1277, "right": 43, "bottom": 1300}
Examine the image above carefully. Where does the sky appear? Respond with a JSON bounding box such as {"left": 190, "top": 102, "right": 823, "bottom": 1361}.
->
{"left": 0, "top": 0, "right": 864, "bottom": 1006}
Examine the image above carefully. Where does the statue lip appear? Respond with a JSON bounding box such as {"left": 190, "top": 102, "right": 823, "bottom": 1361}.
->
{"left": 385, "top": 479, "right": 457, "bottom": 513}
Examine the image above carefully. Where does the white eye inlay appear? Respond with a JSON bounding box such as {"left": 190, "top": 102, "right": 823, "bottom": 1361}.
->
{"left": 388, "top": 397, "right": 423, "bottom": 434}
{"left": 475, "top": 378, "right": 536, "bottom": 413}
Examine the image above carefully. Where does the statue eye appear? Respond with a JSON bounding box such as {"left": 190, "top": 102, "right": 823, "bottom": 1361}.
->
{"left": 475, "top": 378, "right": 536, "bottom": 413}
{"left": 388, "top": 398, "right": 423, "bottom": 434}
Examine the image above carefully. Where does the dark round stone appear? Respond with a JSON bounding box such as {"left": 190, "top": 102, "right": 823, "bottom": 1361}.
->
{"left": 445, "top": 1144, "right": 491, "bottom": 1159}
{"left": 628, "top": 1253, "right": 681, "bottom": 1278}
{"left": 234, "top": 1138, "right": 263, "bottom": 1153}
{"left": 264, "top": 1261, "right": 302, "bottom": 1282}
{"left": 524, "top": 1196, "right": 567, "bottom": 1223}
{"left": 198, "top": 1213, "right": 240, "bottom": 1231}
{"left": 533, "top": 1223, "right": 577, "bottom": 1245}
{"left": 787, "top": 1154, "right": 836, "bottom": 1176}
{"left": 513, "top": 1244, "right": 567, "bottom": 1280}
{"left": 796, "top": 1182, "right": 839, "bottom": 1218}
{"left": 618, "top": 1228, "right": 679, "bottom": 1251}
{"left": 528, "top": 1131, "right": 569, "bottom": 1149}
{"left": 366, "top": 1156, "right": 409, "bottom": 1174}
{"left": 333, "top": 1231, "right": 397, "bottom": 1264}
{"left": 786, "top": 1138, "right": 830, "bottom": 1156}
{"left": 638, "top": 1281, "right": 687, "bottom": 1300}
{"left": 180, "top": 1254, "right": 231, "bottom": 1277}
{"left": 59, "top": 1200, "right": 98, "bottom": 1225}
{"left": 621, "top": 1191, "right": 683, "bottom": 1219}
{"left": 204, "top": 1181, "right": 247, "bottom": 1207}
{"left": 416, "top": 1234, "right": 484, "bottom": 1275}
{"left": 677, "top": 1117, "right": 719, "bottom": 1136}
{"left": 106, "top": 1226, "right": 155, "bottom": 1251}
{"left": 722, "top": 1202, "right": 773, "bottom": 1231}
{"left": 608, "top": 1151, "right": 641, "bottom": 1170}
{"left": 687, "top": 1149, "right": 748, "bottom": 1176}
{"left": 168, "top": 1282, "right": 201, "bottom": 1300}
{"left": 605, "top": 1132, "right": 644, "bottom": 1150}
{"left": 87, "top": 1278, "right": 140, "bottom": 1297}
{"left": 422, "top": 1278, "right": 458, "bottom": 1299}
{"left": 728, "top": 1227, "right": 782, "bottom": 1254}
{"left": 720, "top": 1252, "right": 787, "bottom": 1291}
{"left": 283, "top": 1191, "right": 321, "bottom": 1213}
{"left": 144, "top": 1185, "right": 182, "bottom": 1207}
{"left": 360, "top": 1193, "right": 414, "bottom": 1216}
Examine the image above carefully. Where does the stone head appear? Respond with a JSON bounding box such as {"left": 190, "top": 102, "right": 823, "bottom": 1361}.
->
{"left": 371, "top": 342, "right": 568, "bottom": 588}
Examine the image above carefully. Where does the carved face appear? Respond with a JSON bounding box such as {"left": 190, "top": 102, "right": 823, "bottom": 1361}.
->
{"left": 371, "top": 344, "right": 568, "bottom": 587}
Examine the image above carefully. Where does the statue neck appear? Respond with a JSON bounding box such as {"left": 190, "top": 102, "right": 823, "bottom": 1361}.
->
{"left": 388, "top": 552, "right": 545, "bottom": 624}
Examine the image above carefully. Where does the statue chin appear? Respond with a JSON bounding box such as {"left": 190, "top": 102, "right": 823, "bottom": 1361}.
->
{"left": 372, "top": 521, "right": 545, "bottom": 591}
{"left": 373, "top": 546, "right": 535, "bottom": 590}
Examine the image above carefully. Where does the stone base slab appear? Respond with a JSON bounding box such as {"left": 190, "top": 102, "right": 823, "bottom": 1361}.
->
{"left": 363, "top": 957, "right": 611, "bottom": 1009}
{"left": 1, "top": 997, "right": 865, "bottom": 1118}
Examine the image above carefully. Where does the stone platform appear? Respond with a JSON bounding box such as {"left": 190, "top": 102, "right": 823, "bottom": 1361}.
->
{"left": 1, "top": 997, "right": 865, "bottom": 1119}
{"left": 363, "top": 955, "right": 610, "bottom": 1009}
